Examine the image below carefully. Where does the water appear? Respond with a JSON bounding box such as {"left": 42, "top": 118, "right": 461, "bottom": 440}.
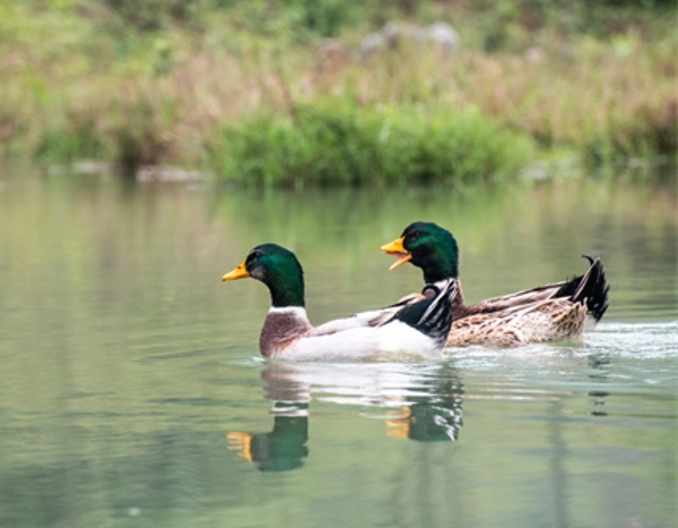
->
{"left": 0, "top": 165, "right": 675, "bottom": 528}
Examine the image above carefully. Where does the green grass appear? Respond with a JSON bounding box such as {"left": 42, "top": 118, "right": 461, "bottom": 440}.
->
{"left": 210, "top": 102, "right": 534, "bottom": 187}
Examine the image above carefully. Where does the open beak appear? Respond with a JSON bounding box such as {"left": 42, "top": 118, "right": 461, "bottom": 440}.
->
{"left": 222, "top": 260, "right": 250, "bottom": 281}
{"left": 380, "top": 236, "right": 412, "bottom": 270}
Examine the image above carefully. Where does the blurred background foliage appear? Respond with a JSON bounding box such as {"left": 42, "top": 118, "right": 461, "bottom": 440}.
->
{"left": 1, "top": 0, "right": 675, "bottom": 185}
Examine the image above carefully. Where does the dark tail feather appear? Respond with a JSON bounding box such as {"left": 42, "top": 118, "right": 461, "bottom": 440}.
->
{"left": 554, "top": 255, "right": 610, "bottom": 322}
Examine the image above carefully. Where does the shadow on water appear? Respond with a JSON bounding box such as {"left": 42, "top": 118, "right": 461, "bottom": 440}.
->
{"left": 226, "top": 361, "right": 465, "bottom": 472}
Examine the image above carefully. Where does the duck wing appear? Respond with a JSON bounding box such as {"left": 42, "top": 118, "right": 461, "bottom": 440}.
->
{"left": 447, "top": 297, "right": 588, "bottom": 347}
{"left": 387, "top": 280, "right": 457, "bottom": 347}
{"left": 459, "top": 255, "right": 609, "bottom": 322}
{"left": 310, "top": 292, "right": 427, "bottom": 336}
{"left": 445, "top": 256, "right": 609, "bottom": 347}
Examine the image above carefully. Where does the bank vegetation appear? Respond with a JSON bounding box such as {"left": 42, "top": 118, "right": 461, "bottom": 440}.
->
{"left": 1, "top": 0, "right": 675, "bottom": 185}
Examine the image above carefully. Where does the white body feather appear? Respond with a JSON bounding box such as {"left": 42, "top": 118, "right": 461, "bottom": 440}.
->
{"left": 311, "top": 306, "right": 402, "bottom": 335}
{"left": 264, "top": 307, "right": 442, "bottom": 361}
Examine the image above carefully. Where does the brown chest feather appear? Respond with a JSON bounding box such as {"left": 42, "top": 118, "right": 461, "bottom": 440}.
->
{"left": 259, "top": 310, "right": 313, "bottom": 357}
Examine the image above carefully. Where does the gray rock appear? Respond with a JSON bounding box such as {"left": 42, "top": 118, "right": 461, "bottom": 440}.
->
{"left": 358, "top": 21, "right": 460, "bottom": 60}
{"left": 426, "top": 22, "right": 460, "bottom": 53}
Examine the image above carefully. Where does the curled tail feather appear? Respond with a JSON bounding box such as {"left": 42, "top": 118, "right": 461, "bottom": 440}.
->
{"left": 554, "top": 255, "right": 609, "bottom": 322}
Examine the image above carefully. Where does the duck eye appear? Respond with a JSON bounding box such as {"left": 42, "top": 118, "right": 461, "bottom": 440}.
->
{"left": 246, "top": 250, "right": 261, "bottom": 265}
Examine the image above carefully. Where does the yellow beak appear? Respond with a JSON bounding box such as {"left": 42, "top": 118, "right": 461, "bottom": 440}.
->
{"left": 226, "top": 431, "right": 253, "bottom": 462}
{"left": 222, "top": 260, "right": 250, "bottom": 281}
{"left": 380, "top": 236, "right": 412, "bottom": 270}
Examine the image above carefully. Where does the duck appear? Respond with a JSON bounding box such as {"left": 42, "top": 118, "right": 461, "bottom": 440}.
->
{"left": 379, "top": 221, "right": 610, "bottom": 347}
{"left": 222, "top": 243, "right": 457, "bottom": 360}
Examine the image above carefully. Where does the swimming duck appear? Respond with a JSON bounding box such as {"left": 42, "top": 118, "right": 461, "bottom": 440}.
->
{"left": 380, "top": 221, "right": 609, "bottom": 347}
{"left": 222, "top": 243, "right": 457, "bottom": 360}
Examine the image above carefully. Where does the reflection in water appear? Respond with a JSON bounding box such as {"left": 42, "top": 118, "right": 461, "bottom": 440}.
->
{"left": 587, "top": 354, "right": 611, "bottom": 417}
{"left": 227, "top": 362, "right": 464, "bottom": 471}
{"left": 385, "top": 376, "right": 464, "bottom": 442}
{"left": 227, "top": 403, "right": 309, "bottom": 472}
{"left": 547, "top": 398, "right": 570, "bottom": 528}
{"left": 1, "top": 167, "right": 674, "bottom": 527}
{"left": 227, "top": 365, "right": 312, "bottom": 471}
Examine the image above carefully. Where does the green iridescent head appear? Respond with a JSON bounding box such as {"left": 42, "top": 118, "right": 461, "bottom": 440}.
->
{"left": 381, "top": 222, "right": 459, "bottom": 283}
{"left": 223, "top": 243, "right": 305, "bottom": 308}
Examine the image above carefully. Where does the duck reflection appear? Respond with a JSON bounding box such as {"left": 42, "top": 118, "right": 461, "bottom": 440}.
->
{"left": 226, "top": 365, "right": 311, "bottom": 471}
{"left": 385, "top": 387, "right": 463, "bottom": 442}
{"left": 587, "top": 353, "right": 611, "bottom": 417}
{"left": 226, "top": 361, "right": 464, "bottom": 471}
{"left": 226, "top": 402, "right": 309, "bottom": 472}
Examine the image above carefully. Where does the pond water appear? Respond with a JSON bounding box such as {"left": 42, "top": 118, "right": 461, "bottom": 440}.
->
{"left": 0, "top": 165, "right": 675, "bottom": 528}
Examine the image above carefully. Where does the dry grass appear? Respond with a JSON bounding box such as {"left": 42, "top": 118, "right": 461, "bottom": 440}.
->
{"left": 0, "top": 3, "right": 675, "bottom": 179}
{"left": 300, "top": 35, "right": 676, "bottom": 162}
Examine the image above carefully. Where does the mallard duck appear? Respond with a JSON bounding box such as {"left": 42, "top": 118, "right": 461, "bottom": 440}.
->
{"left": 222, "top": 243, "right": 457, "bottom": 360}
{"left": 380, "top": 221, "right": 609, "bottom": 347}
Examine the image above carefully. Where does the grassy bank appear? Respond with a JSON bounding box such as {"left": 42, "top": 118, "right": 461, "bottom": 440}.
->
{"left": 211, "top": 103, "right": 533, "bottom": 187}
{"left": 0, "top": 1, "right": 675, "bottom": 185}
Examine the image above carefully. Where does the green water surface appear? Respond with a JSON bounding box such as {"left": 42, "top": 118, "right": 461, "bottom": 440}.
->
{"left": 0, "top": 166, "right": 675, "bottom": 528}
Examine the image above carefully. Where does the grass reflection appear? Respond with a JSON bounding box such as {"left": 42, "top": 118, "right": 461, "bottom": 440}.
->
{"left": 0, "top": 166, "right": 675, "bottom": 528}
